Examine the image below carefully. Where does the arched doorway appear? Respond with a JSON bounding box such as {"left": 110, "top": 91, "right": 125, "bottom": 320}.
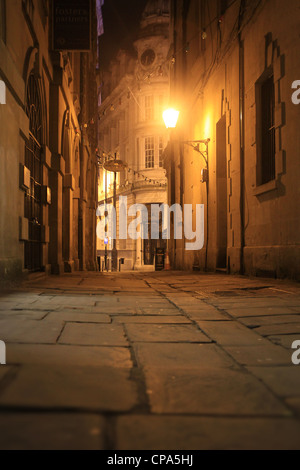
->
{"left": 24, "top": 73, "right": 43, "bottom": 272}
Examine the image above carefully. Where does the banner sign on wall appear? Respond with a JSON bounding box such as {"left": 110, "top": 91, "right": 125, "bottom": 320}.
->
{"left": 53, "top": 0, "right": 91, "bottom": 51}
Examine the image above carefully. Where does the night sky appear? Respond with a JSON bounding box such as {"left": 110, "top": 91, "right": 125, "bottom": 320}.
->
{"left": 99, "top": 0, "right": 149, "bottom": 70}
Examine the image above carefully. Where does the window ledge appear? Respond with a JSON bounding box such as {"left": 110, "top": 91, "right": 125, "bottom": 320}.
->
{"left": 253, "top": 180, "right": 277, "bottom": 196}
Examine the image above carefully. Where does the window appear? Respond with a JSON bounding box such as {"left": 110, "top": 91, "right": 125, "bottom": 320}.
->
{"left": 24, "top": 73, "right": 44, "bottom": 272}
{"left": 0, "top": 0, "right": 6, "bottom": 43}
{"left": 145, "top": 95, "right": 154, "bottom": 121}
{"left": 259, "top": 74, "right": 276, "bottom": 184}
{"left": 145, "top": 137, "right": 154, "bottom": 168}
{"left": 159, "top": 137, "right": 164, "bottom": 168}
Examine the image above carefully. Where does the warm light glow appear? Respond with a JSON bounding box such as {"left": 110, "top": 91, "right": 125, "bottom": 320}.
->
{"left": 163, "top": 108, "right": 180, "bottom": 129}
{"left": 204, "top": 115, "right": 211, "bottom": 140}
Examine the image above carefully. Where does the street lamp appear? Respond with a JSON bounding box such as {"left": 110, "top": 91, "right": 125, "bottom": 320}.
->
{"left": 163, "top": 108, "right": 210, "bottom": 171}
{"left": 103, "top": 155, "right": 128, "bottom": 272}
{"left": 162, "top": 108, "right": 180, "bottom": 129}
{"left": 163, "top": 107, "right": 211, "bottom": 271}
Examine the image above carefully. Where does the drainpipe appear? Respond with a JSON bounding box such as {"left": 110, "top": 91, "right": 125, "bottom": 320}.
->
{"left": 238, "top": 0, "right": 246, "bottom": 275}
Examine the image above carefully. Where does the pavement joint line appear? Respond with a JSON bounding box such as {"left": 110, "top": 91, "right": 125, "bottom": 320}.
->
{"left": 55, "top": 322, "right": 67, "bottom": 344}
{"left": 240, "top": 369, "right": 298, "bottom": 418}
{"left": 58, "top": 343, "right": 131, "bottom": 348}
{"left": 237, "top": 313, "right": 300, "bottom": 319}
{"left": 147, "top": 283, "right": 218, "bottom": 342}
{"left": 122, "top": 323, "right": 151, "bottom": 415}
{"left": 0, "top": 404, "right": 139, "bottom": 415}
{"left": 124, "top": 340, "right": 214, "bottom": 344}
{"left": 0, "top": 407, "right": 295, "bottom": 420}
{"left": 103, "top": 415, "right": 117, "bottom": 451}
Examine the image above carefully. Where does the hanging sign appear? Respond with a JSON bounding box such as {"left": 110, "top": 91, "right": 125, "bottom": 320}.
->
{"left": 104, "top": 160, "right": 128, "bottom": 173}
{"left": 53, "top": 0, "right": 91, "bottom": 51}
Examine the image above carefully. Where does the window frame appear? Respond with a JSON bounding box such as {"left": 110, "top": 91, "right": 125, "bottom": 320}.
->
{"left": 159, "top": 137, "right": 164, "bottom": 168}
{"left": 145, "top": 136, "right": 155, "bottom": 169}
{"left": 255, "top": 67, "right": 276, "bottom": 188}
{"left": 0, "top": 0, "right": 6, "bottom": 43}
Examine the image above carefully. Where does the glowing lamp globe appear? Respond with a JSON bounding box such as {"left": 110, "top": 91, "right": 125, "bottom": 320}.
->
{"left": 163, "top": 108, "right": 180, "bottom": 129}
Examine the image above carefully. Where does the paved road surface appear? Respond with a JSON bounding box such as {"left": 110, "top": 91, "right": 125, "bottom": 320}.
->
{"left": 0, "top": 271, "right": 300, "bottom": 449}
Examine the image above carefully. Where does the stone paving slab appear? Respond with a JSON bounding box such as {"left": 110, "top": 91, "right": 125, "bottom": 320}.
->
{"left": 126, "top": 324, "right": 211, "bottom": 343}
{"left": 166, "top": 299, "right": 206, "bottom": 306}
{"left": 91, "top": 296, "right": 119, "bottom": 303}
{"left": 185, "top": 310, "right": 231, "bottom": 321}
{"left": 134, "top": 343, "right": 235, "bottom": 369}
{"left": 247, "top": 366, "right": 300, "bottom": 397}
{"left": 94, "top": 307, "right": 137, "bottom": 315}
{"left": 139, "top": 308, "right": 182, "bottom": 316}
{"left": 134, "top": 301, "right": 174, "bottom": 307}
{"left": 0, "top": 311, "right": 48, "bottom": 320}
{"left": 0, "top": 366, "right": 137, "bottom": 412}
{"left": 240, "top": 315, "right": 300, "bottom": 328}
{"left": 0, "top": 298, "right": 37, "bottom": 307}
{"left": 59, "top": 323, "right": 128, "bottom": 347}
{"left": 224, "top": 307, "right": 299, "bottom": 318}
{"left": 143, "top": 368, "right": 290, "bottom": 416}
{"left": 195, "top": 321, "right": 268, "bottom": 346}
{"left": 268, "top": 335, "right": 300, "bottom": 349}
{"left": 9, "top": 304, "right": 58, "bottom": 312}
{"left": 254, "top": 323, "right": 300, "bottom": 336}
{"left": 47, "top": 312, "right": 111, "bottom": 324}
{"left": 1, "top": 271, "right": 300, "bottom": 450}
{"left": 224, "top": 344, "right": 292, "bottom": 366}
{"left": 60, "top": 306, "right": 127, "bottom": 315}
{"left": 0, "top": 319, "right": 63, "bottom": 344}
{"left": 112, "top": 316, "right": 192, "bottom": 324}
{"left": 178, "top": 304, "right": 222, "bottom": 311}
{"left": 46, "top": 296, "right": 97, "bottom": 306}
{"left": 115, "top": 415, "right": 300, "bottom": 450}
{"left": 0, "top": 413, "right": 104, "bottom": 450}
{"left": 7, "top": 344, "right": 132, "bottom": 368}
{"left": 211, "top": 300, "right": 300, "bottom": 309}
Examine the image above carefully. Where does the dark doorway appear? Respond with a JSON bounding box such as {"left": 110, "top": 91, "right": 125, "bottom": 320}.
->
{"left": 216, "top": 115, "right": 228, "bottom": 269}
{"left": 143, "top": 204, "right": 167, "bottom": 267}
{"left": 24, "top": 74, "right": 43, "bottom": 272}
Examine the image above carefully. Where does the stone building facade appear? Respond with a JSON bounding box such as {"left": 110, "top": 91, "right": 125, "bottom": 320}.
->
{"left": 97, "top": 0, "right": 170, "bottom": 271}
{"left": 0, "top": 0, "right": 100, "bottom": 283}
{"left": 164, "top": 0, "right": 300, "bottom": 279}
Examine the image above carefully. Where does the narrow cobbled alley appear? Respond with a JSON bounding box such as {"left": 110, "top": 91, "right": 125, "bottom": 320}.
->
{"left": 0, "top": 272, "right": 300, "bottom": 449}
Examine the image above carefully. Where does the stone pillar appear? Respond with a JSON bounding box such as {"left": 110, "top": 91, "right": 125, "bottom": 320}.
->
{"left": 63, "top": 174, "right": 75, "bottom": 272}
{"left": 79, "top": 189, "right": 87, "bottom": 271}
{"left": 73, "top": 188, "right": 80, "bottom": 271}
{"left": 49, "top": 154, "right": 65, "bottom": 274}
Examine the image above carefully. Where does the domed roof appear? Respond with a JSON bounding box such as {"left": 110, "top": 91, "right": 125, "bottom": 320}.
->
{"left": 142, "top": 0, "right": 170, "bottom": 20}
